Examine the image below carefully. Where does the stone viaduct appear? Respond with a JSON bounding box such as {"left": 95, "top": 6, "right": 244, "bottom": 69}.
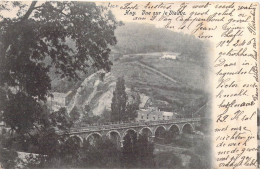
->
{"left": 64, "top": 118, "right": 201, "bottom": 147}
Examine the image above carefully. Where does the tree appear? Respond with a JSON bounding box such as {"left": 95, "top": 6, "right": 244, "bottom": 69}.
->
{"left": 0, "top": 1, "right": 120, "bottom": 134}
{"left": 122, "top": 133, "right": 155, "bottom": 168}
{"left": 37, "top": 128, "right": 60, "bottom": 157}
{"left": 60, "top": 136, "right": 82, "bottom": 166}
{"left": 122, "top": 132, "right": 138, "bottom": 168}
{"left": 111, "top": 77, "right": 127, "bottom": 122}
{"left": 1, "top": 92, "right": 45, "bottom": 134}
{"left": 0, "top": 147, "right": 20, "bottom": 169}
{"left": 70, "top": 106, "right": 81, "bottom": 123}
{"left": 79, "top": 138, "right": 121, "bottom": 168}
{"left": 136, "top": 134, "right": 155, "bottom": 168}
{"left": 125, "top": 90, "right": 140, "bottom": 121}
{"left": 49, "top": 107, "right": 72, "bottom": 132}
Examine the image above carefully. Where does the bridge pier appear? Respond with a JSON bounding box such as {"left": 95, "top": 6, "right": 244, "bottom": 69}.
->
{"left": 120, "top": 140, "right": 124, "bottom": 148}
{"left": 149, "top": 136, "right": 155, "bottom": 143}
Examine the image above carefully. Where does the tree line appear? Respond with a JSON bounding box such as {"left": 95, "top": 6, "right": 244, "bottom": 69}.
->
{"left": 0, "top": 127, "right": 155, "bottom": 169}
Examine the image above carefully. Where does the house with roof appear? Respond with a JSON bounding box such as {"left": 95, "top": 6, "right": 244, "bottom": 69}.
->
{"left": 47, "top": 91, "right": 74, "bottom": 111}
{"left": 160, "top": 52, "right": 180, "bottom": 60}
{"left": 136, "top": 107, "right": 177, "bottom": 122}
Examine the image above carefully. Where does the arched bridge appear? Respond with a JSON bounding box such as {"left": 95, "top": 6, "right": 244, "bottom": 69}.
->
{"left": 64, "top": 118, "right": 200, "bottom": 148}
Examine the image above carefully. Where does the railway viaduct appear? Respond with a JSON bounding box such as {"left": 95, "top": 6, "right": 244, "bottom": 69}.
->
{"left": 64, "top": 118, "right": 201, "bottom": 147}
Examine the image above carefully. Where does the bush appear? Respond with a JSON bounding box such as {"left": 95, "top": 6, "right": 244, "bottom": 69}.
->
{"left": 0, "top": 148, "right": 20, "bottom": 169}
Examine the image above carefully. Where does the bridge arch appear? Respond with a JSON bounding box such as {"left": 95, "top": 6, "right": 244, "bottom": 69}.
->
{"left": 139, "top": 127, "right": 152, "bottom": 134}
{"left": 68, "top": 135, "right": 83, "bottom": 144}
{"left": 122, "top": 128, "right": 137, "bottom": 138}
{"left": 153, "top": 125, "right": 167, "bottom": 136}
{"left": 122, "top": 128, "right": 138, "bottom": 149}
{"left": 181, "top": 123, "right": 194, "bottom": 134}
{"left": 166, "top": 124, "right": 181, "bottom": 143}
{"left": 139, "top": 127, "right": 153, "bottom": 137}
{"left": 106, "top": 130, "right": 121, "bottom": 148}
{"left": 154, "top": 125, "right": 167, "bottom": 143}
{"left": 106, "top": 130, "right": 121, "bottom": 139}
{"left": 85, "top": 132, "right": 102, "bottom": 146}
{"left": 85, "top": 132, "right": 102, "bottom": 140}
{"left": 168, "top": 124, "right": 181, "bottom": 134}
{"left": 65, "top": 135, "right": 83, "bottom": 147}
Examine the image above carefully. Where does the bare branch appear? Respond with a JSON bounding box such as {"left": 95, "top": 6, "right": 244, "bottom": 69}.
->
{"left": 21, "top": 1, "right": 37, "bottom": 21}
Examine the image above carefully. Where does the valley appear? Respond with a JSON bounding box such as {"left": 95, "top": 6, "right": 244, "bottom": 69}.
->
{"left": 49, "top": 51, "right": 209, "bottom": 119}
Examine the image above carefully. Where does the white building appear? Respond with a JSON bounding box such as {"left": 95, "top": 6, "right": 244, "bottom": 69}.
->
{"left": 47, "top": 91, "right": 74, "bottom": 111}
{"left": 136, "top": 107, "right": 177, "bottom": 122}
{"left": 160, "top": 52, "right": 179, "bottom": 60}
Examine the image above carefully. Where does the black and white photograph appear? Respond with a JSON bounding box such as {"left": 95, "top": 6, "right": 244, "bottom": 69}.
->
{"left": 0, "top": 1, "right": 213, "bottom": 168}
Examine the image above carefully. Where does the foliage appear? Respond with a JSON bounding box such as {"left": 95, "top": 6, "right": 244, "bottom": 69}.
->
{"left": 1, "top": 92, "right": 47, "bottom": 135}
{"left": 97, "top": 108, "right": 111, "bottom": 124}
{"left": 111, "top": 77, "right": 127, "bottom": 122}
{"left": 80, "top": 112, "right": 101, "bottom": 125}
{"left": 0, "top": 129, "right": 156, "bottom": 168}
{"left": 36, "top": 128, "right": 60, "bottom": 157}
{"left": 0, "top": 147, "right": 20, "bottom": 169}
{"left": 84, "top": 104, "right": 91, "bottom": 113}
{"left": 122, "top": 131, "right": 138, "bottom": 167}
{"left": 49, "top": 107, "right": 72, "bottom": 131}
{"left": 154, "top": 152, "right": 182, "bottom": 169}
{"left": 59, "top": 136, "right": 82, "bottom": 166}
{"left": 22, "top": 154, "right": 48, "bottom": 169}
{"left": 164, "top": 130, "right": 179, "bottom": 144}
{"left": 23, "top": 136, "right": 121, "bottom": 168}
{"left": 125, "top": 90, "right": 140, "bottom": 121}
{"left": 0, "top": 105, "right": 79, "bottom": 168}
{"left": 124, "top": 104, "right": 138, "bottom": 121}
{"left": 70, "top": 106, "right": 81, "bottom": 123}
{"left": 111, "top": 77, "right": 141, "bottom": 122}
{"left": 172, "top": 135, "right": 193, "bottom": 148}
{"left": 122, "top": 132, "right": 155, "bottom": 168}
{"left": 79, "top": 138, "right": 121, "bottom": 168}
{"left": 0, "top": 1, "right": 120, "bottom": 135}
{"left": 136, "top": 134, "right": 155, "bottom": 168}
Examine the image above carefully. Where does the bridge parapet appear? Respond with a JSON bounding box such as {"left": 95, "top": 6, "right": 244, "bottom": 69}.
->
{"left": 60, "top": 118, "right": 201, "bottom": 148}
{"left": 69, "top": 118, "right": 200, "bottom": 134}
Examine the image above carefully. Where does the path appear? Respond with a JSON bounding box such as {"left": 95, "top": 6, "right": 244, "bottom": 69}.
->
{"left": 133, "top": 61, "right": 178, "bottom": 83}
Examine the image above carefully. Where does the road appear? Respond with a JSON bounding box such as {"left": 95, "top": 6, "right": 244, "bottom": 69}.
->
{"left": 133, "top": 61, "right": 178, "bottom": 84}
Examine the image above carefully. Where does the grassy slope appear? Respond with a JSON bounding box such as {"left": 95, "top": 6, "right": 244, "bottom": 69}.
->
{"left": 111, "top": 54, "right": 208, "bottom": 114}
